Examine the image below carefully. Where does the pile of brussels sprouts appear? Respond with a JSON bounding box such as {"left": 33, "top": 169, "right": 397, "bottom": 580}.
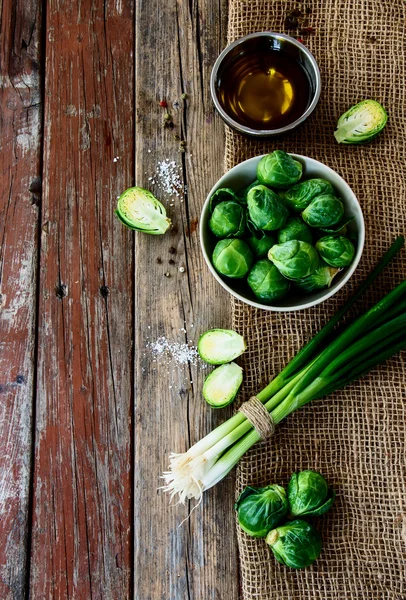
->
{"left": 208, "top": 150, "right": 356, "bottom": 304}
{"left": 236, "top": 470, "right": 335, "bottom": 569}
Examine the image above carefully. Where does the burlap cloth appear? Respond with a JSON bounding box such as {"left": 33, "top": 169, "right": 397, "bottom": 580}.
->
{"left": 226, "top": 2, "right": 406, "bottom": 598}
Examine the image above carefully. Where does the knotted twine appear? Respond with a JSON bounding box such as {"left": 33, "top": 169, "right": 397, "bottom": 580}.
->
{"left": 226, "top": 1, "right": 406, "bottom": 598}
{"left": 239, "top": 397, "right": 275, "bottom": 441}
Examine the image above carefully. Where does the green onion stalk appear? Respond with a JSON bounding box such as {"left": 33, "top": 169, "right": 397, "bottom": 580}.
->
{"left": 162, "top": 237, "right": 405, "bottom": 505}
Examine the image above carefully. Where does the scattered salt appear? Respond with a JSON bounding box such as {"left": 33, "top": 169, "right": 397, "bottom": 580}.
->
{"left": 146, "top": 336, "right": 204, "bottom": 367}
{"left": 148, "top": 159, "right": 184, "bottom": 200}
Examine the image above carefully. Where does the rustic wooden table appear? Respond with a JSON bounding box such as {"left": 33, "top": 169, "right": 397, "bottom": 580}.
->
{"left": 0, "top": 1, "right": 241, "bottom": 598}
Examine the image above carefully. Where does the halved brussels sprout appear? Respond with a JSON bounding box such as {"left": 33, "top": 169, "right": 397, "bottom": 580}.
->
{"left": 197, "top": 329, "right": 246, "bottom": 365}
{"left": 209, "top": 201, "right": 246, "bottom": 238}
{"left": 202, "top": 362, "right": 243, "bottom": 408}
{"left": 212, "top": 239, "right": 253, "bottom": 279}
{"left": 334, "top": 99, "right": 388, "bottom": 144}
{"left": 235, "top": 484, "right": 288, "bottom": 538}
{"left": 277, "top": 217, "right": 313, "bottom": 245}
{"left": 301, "top": 194, "right": 344, "bottom": 228}
{"left": 257, "top": 150, "right": 303, "bottom": 189}
{"left": 268, "top": 241, "right": 319, "bottom": 280}
{"left": 247, "top": 259, "right": 290, "bottom": 303}
{"left": 209, "top": 187, "right": 241, "bottom": 211}
{"left": 247, "top": 185, "right": 289, "bottom": 231}
{"left": 281, "top": 178, "right": 334, "bottom": 212}
{"left": 115, "top": 187, "right": 171, "bottom": 235}
{"left": 316, "top": 235, "right": 355, "bottom": 267}
{"left": 266, "top": 520, "right": 322, "bottom": 569}
{"left": 294, "top": 260, "right": 340, "bottom": 292}
{"left": 287, "top": 470, "right": 335, "bottom": 517}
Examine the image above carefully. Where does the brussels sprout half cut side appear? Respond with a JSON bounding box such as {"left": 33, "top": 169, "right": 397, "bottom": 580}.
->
{"left": 115, "top": 187, "right": 171, "bottom": 235}
{"left": 202, "top": 362, "right": 243, "bottom": 408}
{"left": 334, "top": 99, "right": 388, "bottom": 144}
{"left": 198, "top": 329, "right": 246, "bottom": 365}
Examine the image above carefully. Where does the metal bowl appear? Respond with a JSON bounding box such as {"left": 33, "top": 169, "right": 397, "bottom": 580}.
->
{"left": 200, "top": 154, "right": 365, "bottom": 312}
{"left": 210, "top": 32, "right": 321, "bottom": 137}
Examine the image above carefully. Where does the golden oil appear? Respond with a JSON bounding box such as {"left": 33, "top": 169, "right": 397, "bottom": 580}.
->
{"left": 219, "top": 50, "right": 311, "bottom": 130}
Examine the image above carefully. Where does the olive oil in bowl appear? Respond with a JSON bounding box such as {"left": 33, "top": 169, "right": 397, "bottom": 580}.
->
{"left": 219, "top": 51, "right": 311, "bottom": 130}
{"left": 211, "top": 33, "right": 320, "bottom": 136}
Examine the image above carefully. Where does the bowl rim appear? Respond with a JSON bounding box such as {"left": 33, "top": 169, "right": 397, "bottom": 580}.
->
{"left": 199, "top": 153, "right": 365, "bottom": 312}
{"left": 210, "top": 32, "right": 322, "bottom": 137}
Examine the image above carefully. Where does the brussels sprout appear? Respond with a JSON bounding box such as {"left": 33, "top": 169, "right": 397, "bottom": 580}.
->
{"left": 268, "top": 241, "right": 319, "bottom": 280}
{"left": 245, "top": 221, "right": 276, "bottom": 258}
{"left": 241, "top": 179, "right": 260, "bottom": 202}
{"left": 295, "top": 260, "right": 340, "bottom": 292}
{"left": 316, "top": 235, "right": 355, "bottom": 267}
{"left": 287, "top": 470, "right": 335, "bottom": 517}
{"left": 235, "top": 484, "right": 288, "bottom": 538}
{"left": 301, "top": 194, "right": 344, "bottom": 228}
{"left": 334, "top": 99, "right": 388, "bottom": 144}
{"left": 209, "top": 201, "right": 246, "bottom": 238}
{"left": 257, "top": 150, "right": 303, "bottom": 189}
{"left": 277, "top": 217, "right": 313, "bottom": 245}
{"left": 197, "top": 329, "right": 246, "bottom": 365}
{"left": 266, "top": 520, "right": 322, "bottom": 569}
{"left": 209, "top": 187, "right": 241, "bottom": 211}
{"left": 247, "top": 259, "right": 290, "bottom": 303}
{"left": 247, "top": 185, "right": 289, "bottom": 231}
{"left": 202, "top": 362, "right": 243, "bottom": 408}
{"left": 247, "top": 232, "right": 275, "bottom": 258}
{"left": 281, "top": 178, "right": 334, "bottom": 212}
{"left": 212, "top": 239, "right": 253, "bottom": 279}
{"left": 115, "top": 187, "right": 171, "bottom": 235}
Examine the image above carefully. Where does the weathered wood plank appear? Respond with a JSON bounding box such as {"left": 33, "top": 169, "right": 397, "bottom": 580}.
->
{"left": 133, "top": 1, "right": 239, "bottom": 598}
{"left": 0, "top": 1, "right": 42, "bottom": 597}
{"left": 30, "top": 1, "right": 134, "bottom": 597}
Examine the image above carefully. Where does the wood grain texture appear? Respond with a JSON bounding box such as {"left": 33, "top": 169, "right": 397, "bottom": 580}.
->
{"left": 0, "top": 1, "right": 42, "bottom": 597}
{"left": 133, "top": 1, "right": 239, "bottom": 598}
{"left": 30, "top": 1, "right": 134, "bottom": 597}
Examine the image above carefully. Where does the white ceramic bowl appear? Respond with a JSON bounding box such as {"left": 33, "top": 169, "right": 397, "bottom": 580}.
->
{"left": 200, "top": 154, "right": 365, "bottom": 311}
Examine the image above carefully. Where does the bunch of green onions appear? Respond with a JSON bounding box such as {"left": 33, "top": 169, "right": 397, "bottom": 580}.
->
{"left": 162, "top": 237, "right": 405, "bottom": 505}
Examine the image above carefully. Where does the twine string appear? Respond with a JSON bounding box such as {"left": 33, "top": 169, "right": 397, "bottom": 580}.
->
{"left": 238, "top": 396, "right": 275, "bottom": 441}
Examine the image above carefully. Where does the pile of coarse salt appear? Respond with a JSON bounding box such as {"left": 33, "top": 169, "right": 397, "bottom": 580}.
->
{"left": 146, "top": 336, "right": 203, "bottom": 367}
{"left": 147, "top": 159, "right": 184, "bottom": 204}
